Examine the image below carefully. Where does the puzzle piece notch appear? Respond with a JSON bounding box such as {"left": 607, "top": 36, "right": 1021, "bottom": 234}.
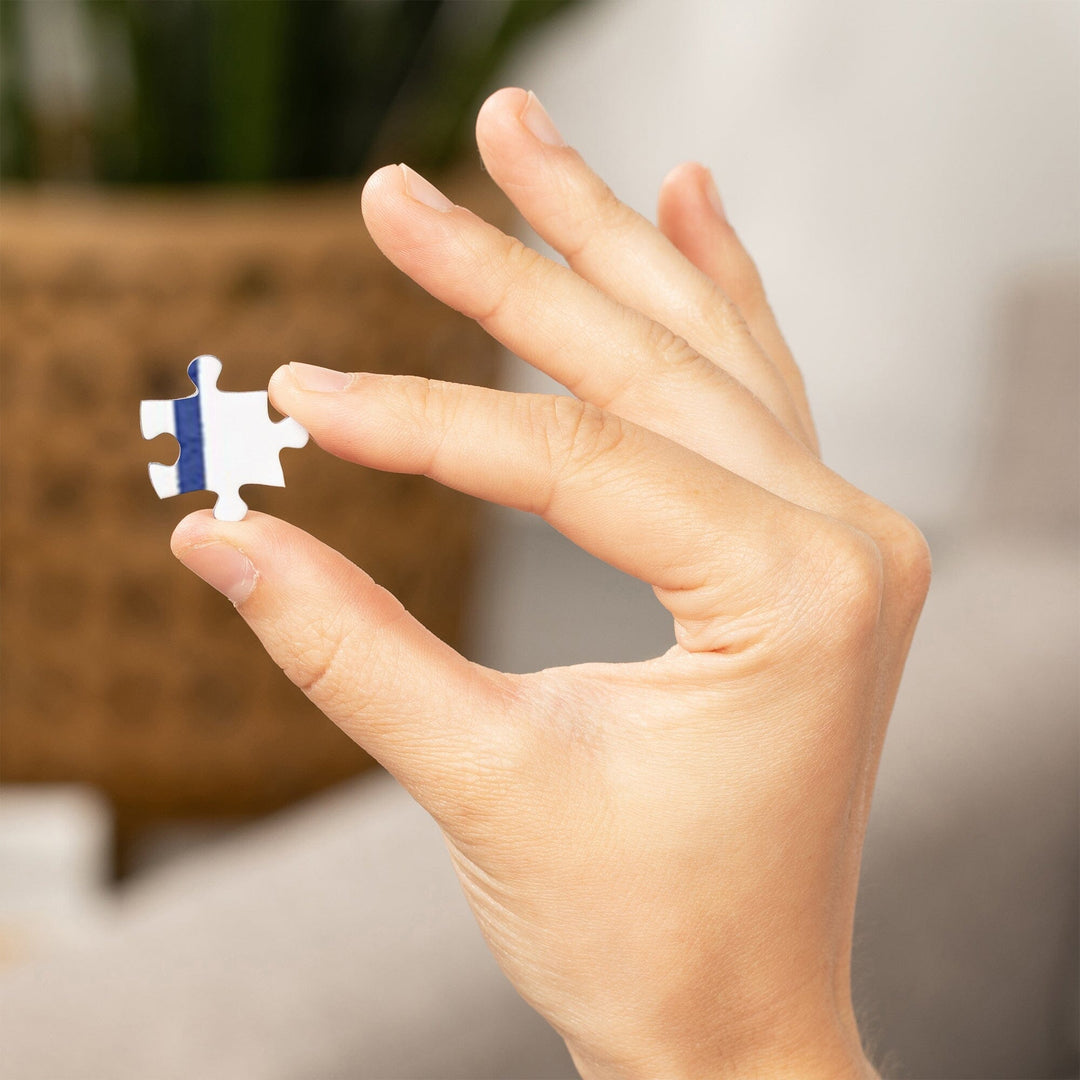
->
{"left": 140, "top": 354, "right": 309, "bottom": 521}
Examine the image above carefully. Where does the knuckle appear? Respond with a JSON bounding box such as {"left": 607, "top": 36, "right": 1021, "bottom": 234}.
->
{"left": 558, "top": 172, "right": 636, "bottom": 263}
{"left": 700, "top": 282, "right": 753, "bottom": 346}
{"left": 643, "top": 319, "right": 706, "bottom": 376}
{"left": 500, "top": 233, "right": 546, "bottom": 279}
{"left": 795, "top": 524, "right": 885, "bottom": 649}
{"left": 291, "top": 623, "right": 356, "bottom": 702}
{"left": 389, "top": 373, "right": 441, "bottom": 429}
{"left": 543, "top": 397, "right": 626, "bottom": 480}
{"left": 286, "top": 613, "right": 364, "bottom": 706}
{"left": 880, "top": 511, "right": 933, "bottom": 617}
{"left": 418, "top": 376, "right": 459, "bottom": 429}
{"left": 282, "top": 592, "right": 403, "bottom": 717}
{"left": 476, "top": 234, "right": 546, "bottom": 325}
{"left": 393, "top": 375, "right": 462, "bottom": 470}
{"left": 592, "top": 179, "right": 638, "bottom": 239}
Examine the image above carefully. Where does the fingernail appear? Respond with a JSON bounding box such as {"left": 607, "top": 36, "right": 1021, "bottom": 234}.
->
{"left": 703, "top": 169, "right": 726, "bottom": 220}
{"left": 289, "top": 361, "right": 352, "bottom": 392}
{"left": 399, "top": 164, "right": 454, "bottom": 212}
{"left": 177, "top": 543, "right": 257, "bottom": 606}
{"left": 520, "top": 91, "right": 565, "bottom": 147}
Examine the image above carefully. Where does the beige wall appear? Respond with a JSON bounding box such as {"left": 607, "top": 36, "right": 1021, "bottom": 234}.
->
{"left": 502, "top": 0, "right": 1079, "bottom": 530}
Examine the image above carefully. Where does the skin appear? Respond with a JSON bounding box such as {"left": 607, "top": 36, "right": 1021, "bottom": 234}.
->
{"left": 172, "top": 88, "right": 930, "bottom": 1078}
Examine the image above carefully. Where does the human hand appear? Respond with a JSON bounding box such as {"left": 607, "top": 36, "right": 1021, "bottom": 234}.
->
{"left": 172, "top": 88, "right": 930, "bottom": 1079}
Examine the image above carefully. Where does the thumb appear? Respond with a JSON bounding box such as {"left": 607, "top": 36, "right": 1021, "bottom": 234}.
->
{"left": 171, "top": 510, "right": 520, "bottom": 817}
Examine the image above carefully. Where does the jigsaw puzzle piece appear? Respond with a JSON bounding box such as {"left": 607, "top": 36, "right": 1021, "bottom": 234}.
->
{"left": 275, "top": 416, "right": 310, "bottom": 451}
{"left": 148, "top": 461, "right": 180, "bottom": 500}
{"left": 140, "top": 394, "right": 191, "bottom": 501}
{"left": 141, "top": 354, "right": 308, "bottom": 520}
{"left": 212, "top": 491, "right": 249, "bottom": 522}
{"left": 139, "top": 398, "right": 176, "bottom": 441}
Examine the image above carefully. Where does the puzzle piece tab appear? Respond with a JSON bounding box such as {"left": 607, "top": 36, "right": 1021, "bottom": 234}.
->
{"left": 141, "top": 355, "right": 309, "bottom": 521}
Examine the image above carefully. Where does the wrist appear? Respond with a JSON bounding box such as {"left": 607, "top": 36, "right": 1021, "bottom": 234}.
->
{"left": 564, "top": 993, "right": 878, "bottom": 1080}
{"left": 570, "top": 1039, "right": 878, "bottom": 1080}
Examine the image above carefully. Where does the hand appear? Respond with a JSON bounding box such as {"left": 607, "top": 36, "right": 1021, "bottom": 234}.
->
{"left": 172, "top": 88, "right": 930, "bottom": 1079}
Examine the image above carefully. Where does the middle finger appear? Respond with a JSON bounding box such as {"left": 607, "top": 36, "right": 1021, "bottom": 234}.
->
{"left": 474, "top": 87, "right": 812, "bottom": 448}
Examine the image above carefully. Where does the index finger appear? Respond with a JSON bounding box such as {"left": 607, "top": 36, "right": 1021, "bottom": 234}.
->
{"left": 270, "top": 366, "right": 844, "bottom": 653}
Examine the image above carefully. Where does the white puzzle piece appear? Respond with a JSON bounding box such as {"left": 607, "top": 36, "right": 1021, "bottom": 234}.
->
{"left": 140, "top": 355, "right": 309, "bottom": 520}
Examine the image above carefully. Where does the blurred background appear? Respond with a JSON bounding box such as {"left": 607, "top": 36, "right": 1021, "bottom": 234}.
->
{"left": 0, "top": 1, "right": 1076, "bottom": 1078}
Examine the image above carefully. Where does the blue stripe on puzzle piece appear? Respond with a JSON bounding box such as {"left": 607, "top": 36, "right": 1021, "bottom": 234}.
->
{"left": 173, "top": 361, "right": 205, "bottom": 493}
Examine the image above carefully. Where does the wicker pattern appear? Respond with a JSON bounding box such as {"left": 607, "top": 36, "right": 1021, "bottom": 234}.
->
{"left": 0, "top": 182, "right": 503, "bottom": 837}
